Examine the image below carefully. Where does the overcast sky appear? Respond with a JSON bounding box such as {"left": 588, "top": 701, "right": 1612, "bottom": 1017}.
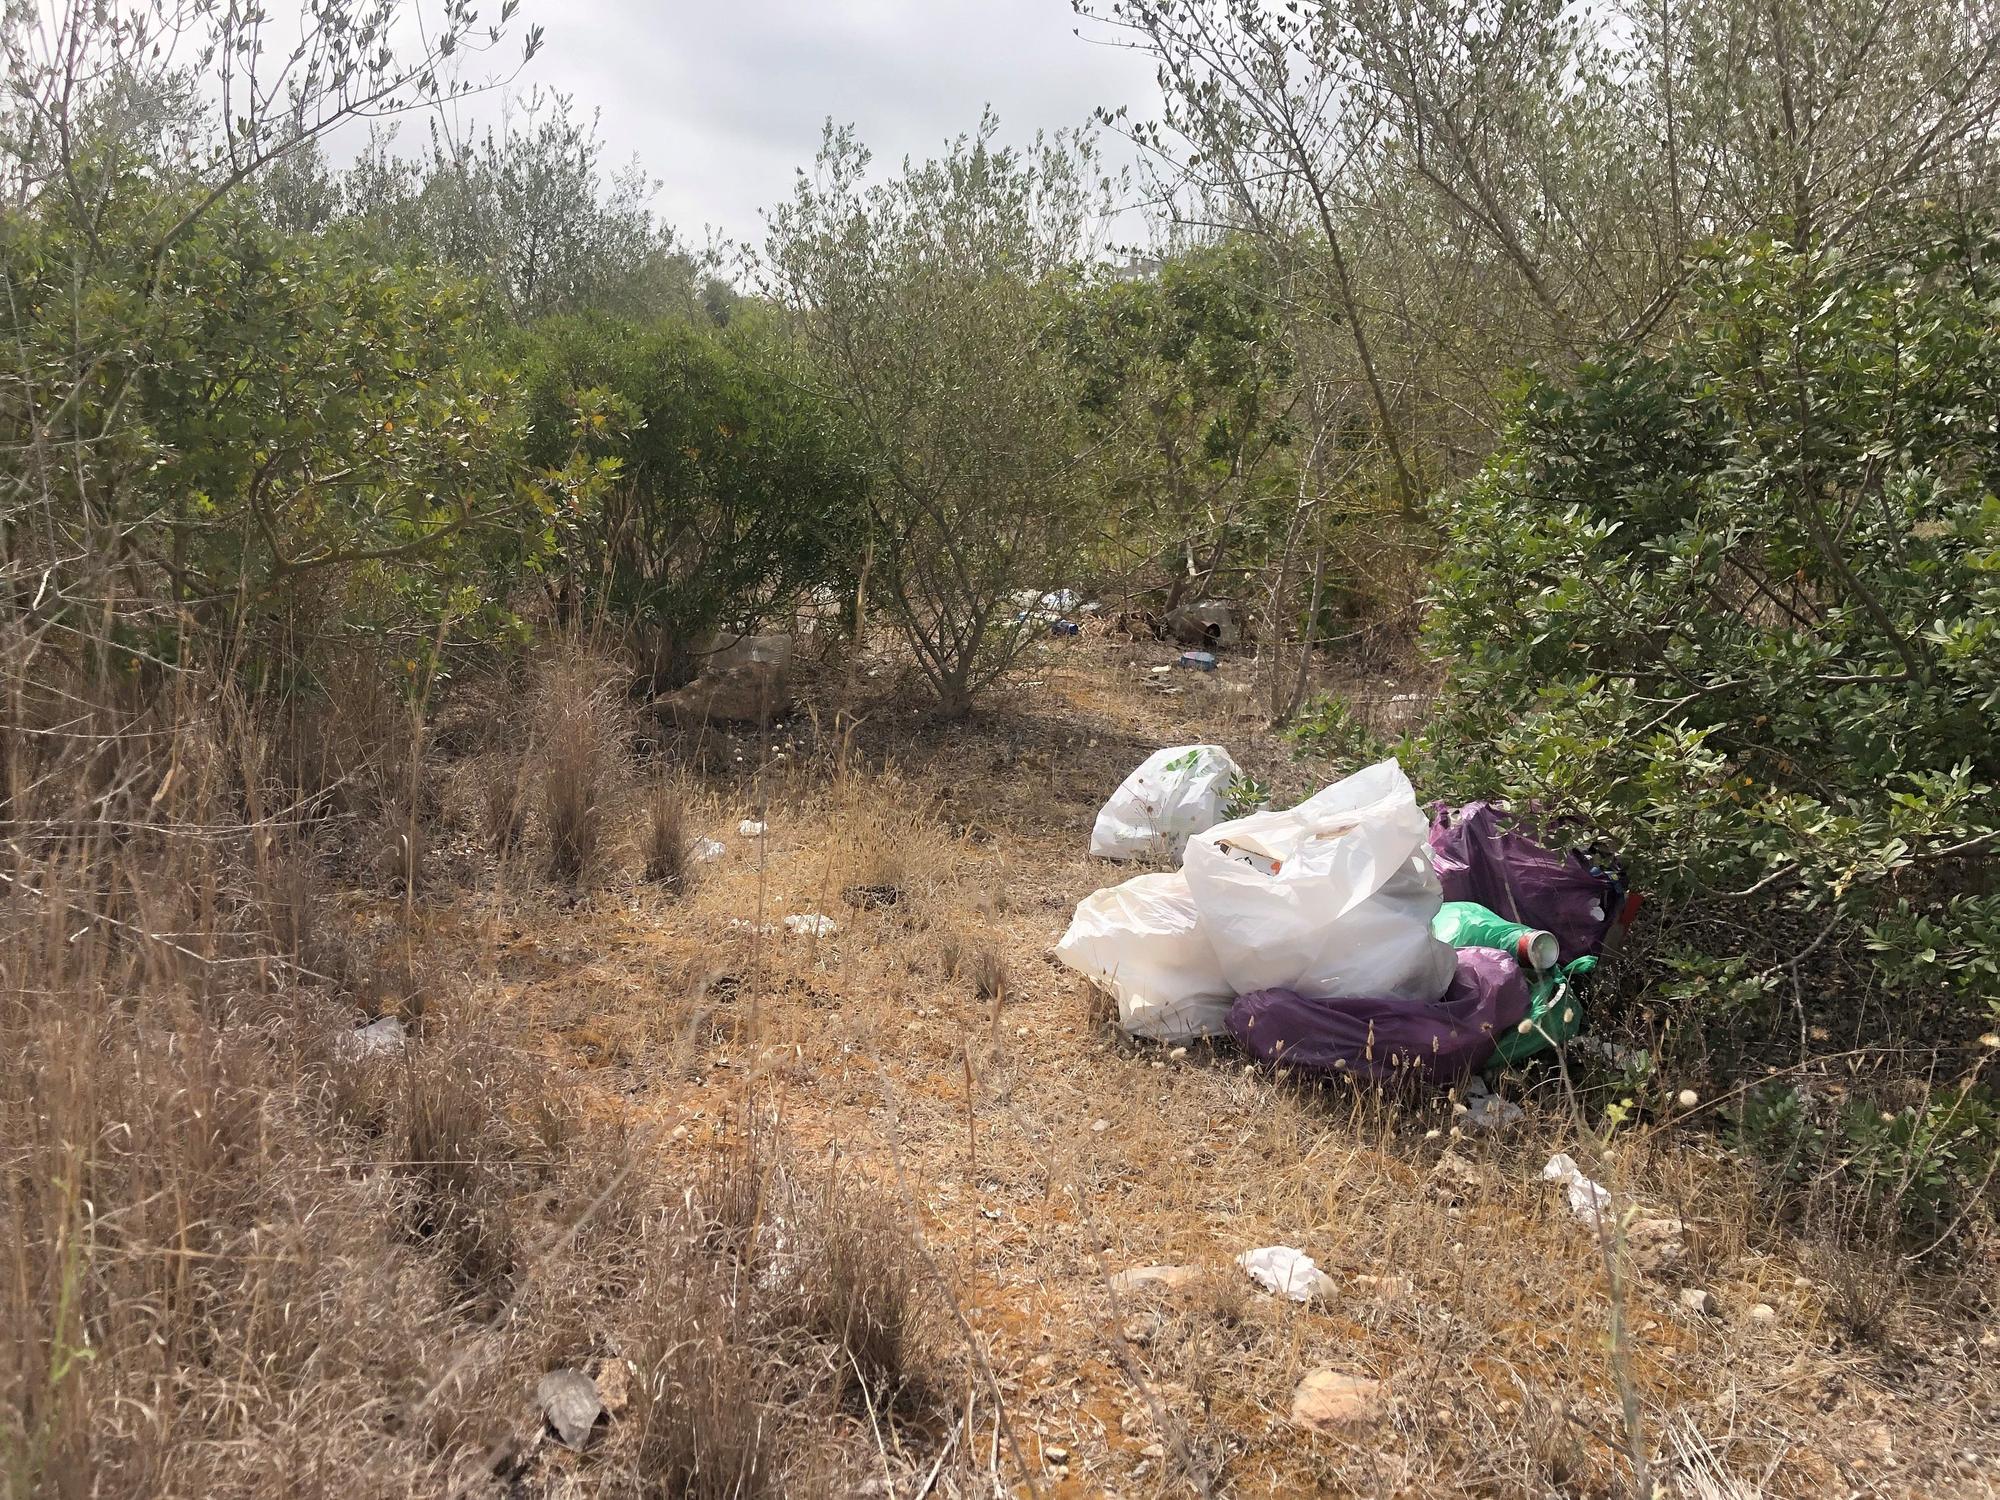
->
{"left": 453, "top": 0, "right": 1165, "bottom": 252}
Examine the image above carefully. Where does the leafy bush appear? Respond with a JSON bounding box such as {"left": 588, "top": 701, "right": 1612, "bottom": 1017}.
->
{"left": 519, "top": 313, "right": 867, "bottom": 688}
{"left": 3, "top": 180, "right": 538, "bottom": 672}
{"left": 1415, "top": 219, "right": 2000, "bottom": 1237}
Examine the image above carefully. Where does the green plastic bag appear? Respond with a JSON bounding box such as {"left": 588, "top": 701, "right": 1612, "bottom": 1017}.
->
{"left": 1432, "top": 901, "right": 1560, "bottom": 971}
{"left": 1490, "top": 956, "right": 1596, "bottom": 1065}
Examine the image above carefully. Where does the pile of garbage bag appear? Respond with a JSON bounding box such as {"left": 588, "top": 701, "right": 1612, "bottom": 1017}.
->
{"left": 1057, "top": 754, "right": 1632, "bottom": 1080}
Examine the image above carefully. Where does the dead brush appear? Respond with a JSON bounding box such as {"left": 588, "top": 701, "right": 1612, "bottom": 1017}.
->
{"left": 793, "top": 1174, "right": 947, "bottom": 1411}
{"left": 937, "top": 927, "right": 1007, "bottom": 999}
{"left": 479, "top": 753, "right": 529, "bottom": 852}
{"left": 643, "top": 777, "right": 696, "bottom": 891}
{"left": 401, "top": 1064, "right": 518, "bottom": 1309}
{"left": 624, "top": 1255, "right": 781, "bottom": 1500}
{"left": 532, "top": 648, "right": 625, "bottom": 884}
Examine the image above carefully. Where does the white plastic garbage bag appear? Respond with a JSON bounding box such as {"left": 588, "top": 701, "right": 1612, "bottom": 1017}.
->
{"left": 1054, "top": 871, "right": 1234, "bottom": 1041}
{"left": 1090, "top": 744, "right": 1241, "bottom": 862}
{"left": 1182, "top": 758, "right": 1456, "bottom": 1003}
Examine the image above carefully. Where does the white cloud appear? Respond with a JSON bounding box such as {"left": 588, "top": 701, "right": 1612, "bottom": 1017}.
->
{"left": 458, "top": 0, "right": 1163, "bottom": 250}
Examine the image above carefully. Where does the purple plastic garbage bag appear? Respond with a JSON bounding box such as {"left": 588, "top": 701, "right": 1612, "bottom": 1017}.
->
{"left": 1226, "top": 947, "right": 1531, "bottom": 1083}
{"left": 1427, "top": 801, "right": 1623, "bottom": 963}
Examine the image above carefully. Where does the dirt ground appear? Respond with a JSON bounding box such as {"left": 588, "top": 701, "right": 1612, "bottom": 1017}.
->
{"left": 404, "top": 633, "right": 1998, "bottom": 1499}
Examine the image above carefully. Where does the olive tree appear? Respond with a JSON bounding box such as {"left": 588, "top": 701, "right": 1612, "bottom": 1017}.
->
{"left": 767, "top": 114, "right": 1105, "bottom": 718}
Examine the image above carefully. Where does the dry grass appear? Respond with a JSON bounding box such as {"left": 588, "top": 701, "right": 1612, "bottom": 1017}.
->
{"left": 6, "top": 629, "right": 1995, "bottom": 1499}
{"left": 642, "top": 776, "right": 696, "bottom": 890}
{"left": 532, "top": 647, "right": 625, "bottom": 883}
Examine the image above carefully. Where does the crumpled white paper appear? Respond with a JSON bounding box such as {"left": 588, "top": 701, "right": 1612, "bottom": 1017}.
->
{"left": 1236, "top": 1245, "right": 1336, "bottom": 1302}
{"left": 1542, "top": 1153, "right": 1614, "bottom": 1225}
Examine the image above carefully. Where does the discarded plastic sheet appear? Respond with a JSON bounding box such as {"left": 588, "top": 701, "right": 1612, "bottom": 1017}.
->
{"left": 738, "top": 819, "right": 767, "bottom": 838}
{"left": 784, "top": 913, "right": 837, "bottom": 937}
{"left": 1542, "top": 1153, "right": 1613, "bottom": 1225}
{"left": 1459, "top": 1075, "right": 1524, "bottom": 1132}
{"left": 1237, "top": 1245, "right": 1336, "bottom": 1302}
{"left": 1177, "top": 650, "right": 1217, "bottom": 671}
{"left": 1090, "top": 744, "right": 1240, "bottom": 862}
{"left": 1227, "top": 947, "right": 1529, "bottom": 1083}
{"left": 339, "top": 1014, "right": 406, "bottom": 1059}
{"left": 536, "top": 1369, "right": 605, "bottom": 1451}
{"left": 1055, "top": 871, "right": 1234, "bottom": 1041}
{"left": 1186, "top": 760, "right": 1456, "bottom": 1004}
{"left": 693, "top": 837, "right": 726, "bottom": 863}
{"left": 1429, "top": 802, "right": 1630, "bottom": 963}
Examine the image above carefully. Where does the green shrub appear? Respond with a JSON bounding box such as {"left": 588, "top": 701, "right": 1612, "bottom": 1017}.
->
{"left": 1415, "top": 219, "right": 2000, "bottom": 1239}
{"left": 518, "top": 313, "right": 868, "bottom": 687}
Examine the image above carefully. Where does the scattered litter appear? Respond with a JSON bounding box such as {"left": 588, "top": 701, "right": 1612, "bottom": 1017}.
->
{"left": 692, "top": 837, "right": 726, "bottom": 862}
{"left": 1457, "top": 1075, "right": 1524, "bottom": 1133}
{"left": 1577, "top": 1037, "right": 1644, "bottom": 1069}
{"left": 1090, "top": 744, "right": 1240, "bottom": 862}
{"left": 339, "top": 1015, "right": 405, "bottom": 1059}
{"left": 727, "top": 918, "right": 775, "bottom": 936}
{"left": 1108, "top": 1264, "right": 1201, "bottom": 1294}
{"left": 1176, "top": 650, "right": 1217, "bottom": 671}
{"left": 737, "top": 819, "right": 767, "bottom": 838}
{"left": 783, "top": 913, "right": 837, "bottom": 937}
{"left": 536, "top": 1369, "right": 605, "bottom": 1451}
{"left": 1049, "top": 618, "right": 1080, "bottom": 636}
{"left": 1290, "top": 1369, "right": 1387, "bottom": 1431}
{"left": 1148, "top": 664, "right": 1172, "bottom": 674}
{"left": 1237, "top": 1245, "right": 1336, "bottom": 1302}
{"left": 1679, "top": 1287, "right": 1719, "bottom": 1317}
{"left": 1542, "top": 1153, "right": 1614, "bottom": 1225}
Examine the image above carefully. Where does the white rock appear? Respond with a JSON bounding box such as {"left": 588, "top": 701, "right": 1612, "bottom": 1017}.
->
{"left": 1679, "top": 1287, "right": 1719, "bottom": 1317}
{"left": 536, "top": 1369, "right": 604, "bottom": 1451}
{"left": 1289, "top": 1369, "right": 1387, "bottom": 1431}
{"left": 1108, "top": 1264, "right": 1201, "bottom": 1294}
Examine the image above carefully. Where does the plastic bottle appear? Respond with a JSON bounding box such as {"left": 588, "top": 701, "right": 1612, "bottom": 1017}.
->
{"left": 1432, "top": 900, "right": 1560, "bottom": 970}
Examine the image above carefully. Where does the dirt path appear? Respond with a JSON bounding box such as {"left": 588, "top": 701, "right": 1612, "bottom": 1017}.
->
{"left": 437, "top": 638, "right": 1994, "bottom": 1498}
